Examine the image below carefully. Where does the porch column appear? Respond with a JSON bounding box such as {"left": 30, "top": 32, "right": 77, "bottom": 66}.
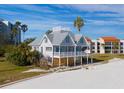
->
{"left": 118, "top": 42, "right": 120, "bottom": 54}
{"left": 80, "top": 46, "right": 82, "bottom": 65}
{"left": 111, "top": 42, "right": 112, "bottom": 54}
{"left": 86, "top": 53, "right": 89, "bottom": 64}
{"left": 74, "top": 46, "right": 76, "bottom": 66}
{"left": 81, "top": 56, "right": 82, "bottom": 65}
{"left": 52, "top": 46, "right": 54, "bottom": 67}
{"left": 59, "top": 46, "right": 61, "bottom": 67}
{"left": 67, "top": 46, "right": 69, "bottom": 67}
{"left": 90, "top": 54, "right": 93, "bottom": 64}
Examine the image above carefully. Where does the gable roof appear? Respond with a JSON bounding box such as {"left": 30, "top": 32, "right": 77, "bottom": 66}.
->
{"left": 101, "top": 36, "right": 120, "bottom": 42}
{"left": 29, "top": 35, "right": 44, "bottom": 46}
{"left": 46, "top": 30, "right": 74, "bottom": 45}
{"left": 74, "top": 34, "right": 88, "bottom": 45}
{"left": 29, "top": 29, "right": 89, "bottom": 46}
{"left": 74, "top": 34, "right": 82, "bottom": 43}
{"left": 85, "top": 37, "right": 92, "bottom": 43}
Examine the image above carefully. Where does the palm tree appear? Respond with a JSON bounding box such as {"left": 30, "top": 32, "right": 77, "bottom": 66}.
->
{"left": 11, "top": 21, "right": 28, "bottom": 45}
{"left": 21, "top": 24, "right": 28, "bottom": 41}
{"left": 15, "top": 21, "right": 21, "bottom": 26}
{"left": 15, "top": 21, "right": 21, "bottom": 44}
{"left": 74, "top": 16, "right": 84, "bottom": 32}
{"left": 12, "top": 26, "right": 18, "bottom": 46}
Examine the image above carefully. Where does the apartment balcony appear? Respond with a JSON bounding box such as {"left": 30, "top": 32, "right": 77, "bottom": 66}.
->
{"left": 53, "top": 52, "right": 87, "bottom": 58}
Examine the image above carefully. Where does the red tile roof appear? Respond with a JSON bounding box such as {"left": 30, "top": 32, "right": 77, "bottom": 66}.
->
{"left": 101, "top": 36, "right": 120, "bottom": 42}
{"left": 85, "top": 37, "right": 92, "bottom": 43}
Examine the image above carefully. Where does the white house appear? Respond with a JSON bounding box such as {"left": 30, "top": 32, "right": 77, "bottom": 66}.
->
{"left": 29, "top": 27, "right": 90, "bottom": 67}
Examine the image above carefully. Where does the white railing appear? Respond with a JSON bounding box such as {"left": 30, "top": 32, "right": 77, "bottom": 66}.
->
{"left": 54, "top": 52, "right": 86, "bottom": 57}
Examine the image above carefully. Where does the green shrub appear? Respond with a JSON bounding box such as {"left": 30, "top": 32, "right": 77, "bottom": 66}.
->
{"left": 7, "top": 43, "right": 42, "bottom": 66}
{"left": 31, "top": 50, "right": 43, "bottom": 66}
{"left": 0, "top": 45, "right": 15, "bottom": 57}
{"left": 7, "top": 49, "right": 31, "bottom": 66}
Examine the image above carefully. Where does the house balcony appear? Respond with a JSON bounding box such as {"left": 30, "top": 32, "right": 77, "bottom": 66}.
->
{"left": 53, "top": 52, "right": 87, "bottom": 58}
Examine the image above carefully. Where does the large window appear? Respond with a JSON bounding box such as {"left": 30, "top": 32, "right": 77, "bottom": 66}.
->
{"left": 65, "top": 36, "right": 70, "bottom": 43}
{"left": 46, "top": 47, "right": 52, "bottom": 51}
{"left": 105, "top": 47, "right": 111, "bottom": 49}
{"left": 53, "top": 46, "right": 59, "bottom": 52}
{"left": 105, "top": 42, "right": 111, "bottom": 45}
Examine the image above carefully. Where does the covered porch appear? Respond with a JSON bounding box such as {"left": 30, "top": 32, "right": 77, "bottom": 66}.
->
{"left": 51, "top": 45, "right": 92, "bottom": 67}
{"left": 53, "top": 45, "right": 88, "bottom": 57}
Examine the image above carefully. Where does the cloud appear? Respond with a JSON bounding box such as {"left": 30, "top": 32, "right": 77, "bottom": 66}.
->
{"left": 1, "top": 4, "right": 124, "bottom": 39}
{"left": 53, "top": 5, "right": 124, "bottom": 17}
{"left": 86, "top": 17, "right": 124, "bottom": 26}
{"left": 22, "top": 19, "right": 72, "bottom": 31}
{"left": 0, "top": 9, "right": 20, "bottom": 15}
{"left": 4, "top": 4, "right": 55, "bottom": 13}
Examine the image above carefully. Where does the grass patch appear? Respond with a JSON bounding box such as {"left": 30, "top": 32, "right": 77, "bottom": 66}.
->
{"left": 91, "top": 54, "right": 124, "bottom": 62}
{"left": 0, "top": 57, "right": 47, "bottom": 85}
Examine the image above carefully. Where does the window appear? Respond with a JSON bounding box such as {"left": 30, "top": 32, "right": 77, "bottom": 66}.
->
{"left": 65, "top": 35, "right": 70, "bottom": 43}
{"left": 105, "top": 51, "right": 111, "bottom": 53}
{"left": 34, "top": 46, "right": 39, "bottom": 50}
{"left": 41, "top": 47, "right": 43, "bottom": 53}
{"left": 92, "top": 42, "right": 95, "bottom": 45}
{"left": 97, "top": 50, "right": 100, "bottom": 53}
{"left": 120, "top": 42, "right": 123, "bottom": 45}
{"left": 46, "top": 47, "right": 52, "bottom": 51}
{"left": 120, "top": 51, "right": 123, "bottom": 53}
{"left": 97, "top": 42, "right": 100, "bottom": 45}
{"left": 92, "top": 51, "right": 95, "bottom": 53}
{"left": 82, "top": 47, "right": 87, "bottom": 51}
{"left": 92, "top": 46, "right": 95, "bottom": 49}
{"left": 105, "top": 47, "right": 111, "bottom": 49}
{"left": 120, "top": 47, "right": 123, "bottom": 49}
{"left": 54, "top": 46, "right": 59, "bottom": 52}
{"left": 34, "top": 47, "right": 36, "bottom": 50}
{"left": 44, "top": 37, "right": 47, "bottom": 43}
{"left": 97, "top": 46, "right": 100, "bottom": 49}
{"left": 105, "top": 42, "right": 111, "bottom": 45}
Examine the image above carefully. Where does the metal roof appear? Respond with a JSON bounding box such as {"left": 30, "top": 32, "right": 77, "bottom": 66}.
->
{"left": 29, "top": 35, "right": 44, "bottom": 46}
{"left": 29, "top": 30, "right": 88, "bottom": 46}
{"left": 46, "top": 30, "right": 70, "bottom": 45}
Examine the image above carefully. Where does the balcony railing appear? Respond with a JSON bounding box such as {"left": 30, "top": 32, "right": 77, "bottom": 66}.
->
{"left": 53, "top": 52, "right": 86, "bottom": 57}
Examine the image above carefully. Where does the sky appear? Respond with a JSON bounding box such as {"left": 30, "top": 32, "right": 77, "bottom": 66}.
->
{"left": 0, "top": 4, "right": 124, "bottom": 40}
